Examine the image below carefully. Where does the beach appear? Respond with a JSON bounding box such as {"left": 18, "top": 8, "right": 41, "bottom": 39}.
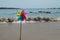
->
{"left": 0, "top": 8, "right": 60, "bottom": 40}
{"left": 0, "top": 23, "right": 20, "bottom": 40}
{"left": 0, "top": 22, "right": 60, "bottom": 40}
{"left": 22, "top": 22, "right": 60, "bottom": 40}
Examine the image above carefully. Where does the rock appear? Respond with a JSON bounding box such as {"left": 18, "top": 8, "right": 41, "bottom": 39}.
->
{"left": 38, "top": 11, "right": 51, "bottom": 14}
{"left": 38, "top": 11, "right": 43, "bottom": 13}
{"left": 29, "top": 11, "right": 33, "bottom": 13}
{"left": 33, "top": 18, "right": 37, "bottom": 21}
{"left": 7, "top": 18, "right": 14, "bottom": 22}
{"left": 33, "top": 17, "right": 41, "bottom": 21}
{"left": 42, "top": 18, "right": 50, "bottom": 22}
{"left": 0, "top": 19, "right": 2, "bottom": 22}
{"left": 0, "top": 18, "right": 6, "bottom": 22}
{"left": 45, "top": 12, "right": 51, "bottom": 14}
{"left": 26, "top": 18, "right": 32, "bottom": 21}
{"left": 53, "top": 20, "right": 58, "bottom": 22}
{"left": 42, "top": 18, "right": 46, "bottom": 20}
{"left": 5, "top": 19, "right": 8, "bottom": 22}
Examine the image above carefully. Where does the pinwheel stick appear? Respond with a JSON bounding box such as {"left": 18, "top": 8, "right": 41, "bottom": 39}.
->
{"left": 20, "top": 21, "right": 22, "bottom": 40}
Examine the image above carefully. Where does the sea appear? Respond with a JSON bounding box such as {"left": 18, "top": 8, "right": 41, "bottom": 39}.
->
{"left": 0, "top": 8, "right": 60, "bottom": 19}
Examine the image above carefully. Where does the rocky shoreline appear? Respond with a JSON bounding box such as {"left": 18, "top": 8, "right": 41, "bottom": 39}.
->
{"left": 0, "top": 17, "right": 59, "bottom": 23}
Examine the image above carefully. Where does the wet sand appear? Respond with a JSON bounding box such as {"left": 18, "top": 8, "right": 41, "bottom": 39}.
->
{"left": 0, "top": 23, "right": 20, "bottom": 40}
{"left": 0, "top": 22, "right": 60, "bottom": 40}
{"left": 22, "top": 22, "right": 60, "bottom": 40}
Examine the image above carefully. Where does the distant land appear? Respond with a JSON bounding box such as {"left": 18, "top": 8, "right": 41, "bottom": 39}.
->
{"left": 0, "top": 7, "right": 60, "bottom": 9}
{"left": 47, "top": 8, "right": 60, "bottom": 9}
{"left": 0, "top": 7, "right": 20, "bottom": 9}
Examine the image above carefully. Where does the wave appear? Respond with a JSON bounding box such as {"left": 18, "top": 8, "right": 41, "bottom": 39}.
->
{"left": 13, "top": 21, "right": 35, "bottom": 23}
{"left": 0, "top": 21, "right": 36, "bottom": 23}
{"left": 53, "top": 18, "right": 60, "bottom": 20}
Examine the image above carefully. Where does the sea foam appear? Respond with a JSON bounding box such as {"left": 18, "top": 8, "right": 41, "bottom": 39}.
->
{"left": 12, "top": 21, "right": 35, "bottom": 23}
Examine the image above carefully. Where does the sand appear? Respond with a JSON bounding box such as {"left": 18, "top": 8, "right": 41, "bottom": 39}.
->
{"left": 0, "top": 23, "right": 20, "bottom": 40}
{"left": 0, "top": 22, "right": 60, "bottom": 40}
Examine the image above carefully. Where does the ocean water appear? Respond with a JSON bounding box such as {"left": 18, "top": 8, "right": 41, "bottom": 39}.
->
{"left": 0, "top": 8, "right": 60, "bottom": 18}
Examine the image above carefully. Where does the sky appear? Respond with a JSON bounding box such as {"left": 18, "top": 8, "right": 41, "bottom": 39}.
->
{"left": 0, "top": 0, "right": 60, "bottom": 8}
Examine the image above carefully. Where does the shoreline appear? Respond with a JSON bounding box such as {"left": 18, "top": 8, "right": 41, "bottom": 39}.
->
{"left": 0, "top": 20, "right": 60, "bottom": 40}
{"left": 0, "top": 17, "right": 60, "bottom": 23}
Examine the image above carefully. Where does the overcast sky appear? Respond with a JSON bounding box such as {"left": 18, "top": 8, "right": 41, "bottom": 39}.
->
{"left": 0, "top": 0, "right": 60, "bottom": 8}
